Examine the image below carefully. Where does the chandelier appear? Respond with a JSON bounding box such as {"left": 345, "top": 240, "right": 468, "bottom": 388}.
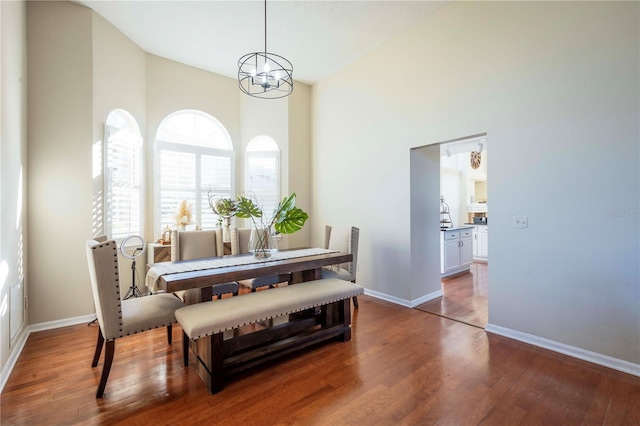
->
{"left": 237, "top": 0, "right": 293, "bottom": 99}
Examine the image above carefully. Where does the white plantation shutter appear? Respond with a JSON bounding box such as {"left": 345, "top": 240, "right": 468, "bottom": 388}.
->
{"left": 156, "top": 111, "right": 234, "bottom": 234}
{"left": 159, "top": 150, "right": 196, "bottom": 229}
{"left": 104, "top": 111, "right": 143, "bottom": 240}
{"left": 246, "top": 136, "right": 279, "bottom": 216}
{"left": 201, "top": 154, "right": 232, "bottom": 229}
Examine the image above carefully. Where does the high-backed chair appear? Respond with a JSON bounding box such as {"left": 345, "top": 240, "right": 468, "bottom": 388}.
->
{"left": 170, "top": 229, "right": 238, "bottom": 303}
{"left": 170, "top": 229, "right": 224, "bottom": 261}
{"left": 230, "top": 227, "right": 291, "bottom": 292}
{"left": 86, "top": 237, "right": 185, "bottom": 398}
{"left": 323, "top": 225, "right": 360, "bottom": 308}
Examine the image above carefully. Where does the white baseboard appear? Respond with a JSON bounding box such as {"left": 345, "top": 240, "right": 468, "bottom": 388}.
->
{"left": 362, "top": 289, "right": 412, "bottom": 307}
{"left": 486, "top": 324, "right": 640, "bottom": 378}
{"left": 27, "top": 313, "right": 97, "bottom": 333}
{"left": 362, "top": 288, "right": 443, "bottom": 308}
{"left": 0, "top": 326, "right": 29, "bottom": 394}
{"left": 411, "top": 289, "right": 443, "bottom": 307}
{"left": 0, "top": 313, "right": 97, "bottom": 394}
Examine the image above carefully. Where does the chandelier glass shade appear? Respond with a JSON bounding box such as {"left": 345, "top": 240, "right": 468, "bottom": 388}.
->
{"left": 237, "top": 0, "right": 293, "bottom": 99}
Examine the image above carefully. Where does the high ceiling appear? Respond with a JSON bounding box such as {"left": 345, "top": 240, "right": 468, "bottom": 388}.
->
{"left": 76, "top": 1, "right": 449, "bottom": 85}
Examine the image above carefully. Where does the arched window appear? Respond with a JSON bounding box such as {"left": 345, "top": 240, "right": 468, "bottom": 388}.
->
{"left": 246, "top": 136, "right": 280, "bottom": 216}
{"left": 104, "top": 109, "right": 143, "bottom": 240}
{"left": 155, "top": 110, "right": 234, "bottom": 232}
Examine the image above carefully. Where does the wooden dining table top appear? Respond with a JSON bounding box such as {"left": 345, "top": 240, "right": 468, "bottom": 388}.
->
{"left": 148, "top": 248, "right": 353, "bottom": 294}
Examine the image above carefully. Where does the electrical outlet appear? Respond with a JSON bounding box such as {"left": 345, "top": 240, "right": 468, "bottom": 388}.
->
{"left": 513, "top": 215, "right": 528, "bottom": 229}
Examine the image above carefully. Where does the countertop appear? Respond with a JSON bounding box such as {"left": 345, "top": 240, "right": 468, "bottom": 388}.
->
{"left": 464, "top": 222, "right": 487, "bottom": 226}
{"left": 440, "top": 225, "right": 474, "bottom": 232}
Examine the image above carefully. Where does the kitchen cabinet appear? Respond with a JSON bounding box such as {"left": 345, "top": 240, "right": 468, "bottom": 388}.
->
{"left": 440, "top": 227, "right": 473, "bottom": 277}
{"left": 473, "top": 225, "right": 489, "bottom": 261}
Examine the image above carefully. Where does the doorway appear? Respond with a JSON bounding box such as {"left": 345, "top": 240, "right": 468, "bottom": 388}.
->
{"left": 416, "top": 135, "right": 489, "bottom": 328}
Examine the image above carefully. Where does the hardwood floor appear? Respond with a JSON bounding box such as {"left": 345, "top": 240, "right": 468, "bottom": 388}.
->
{"left": 2, "top": 295, "right": 639, "bottom": 425}
{"left": 417, "top": 262, "right": 488, "bottom": 328}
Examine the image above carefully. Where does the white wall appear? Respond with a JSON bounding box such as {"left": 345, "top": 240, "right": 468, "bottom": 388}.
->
{"left": 311, "top": 1, "right": 639, "bottom": 364}
{"left": 1, "top": 0, "right": 27, "bottom": 379}
{"left": 410, "top": 145, "right": 442, "bottom": 303}
{"left": 287, "top": 84, "right": 312, "bottom": 248}
{"left": 26, "top": 1, "right": 94, "bottom": 325}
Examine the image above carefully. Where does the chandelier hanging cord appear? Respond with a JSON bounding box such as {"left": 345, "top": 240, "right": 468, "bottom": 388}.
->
{"left": 237, "top": 0, "right": 294, "bottom": 99}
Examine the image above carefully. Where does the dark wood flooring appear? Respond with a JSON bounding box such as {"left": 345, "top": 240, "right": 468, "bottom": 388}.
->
{"left": 417, "top": 262, "right": 488, "bottom": 328}
{"left": 2, "top": 292, "right": 639, "bottom": 425}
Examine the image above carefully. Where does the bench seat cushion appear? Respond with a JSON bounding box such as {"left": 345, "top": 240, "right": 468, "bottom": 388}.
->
{"left": 176, "top": 278, "right": 363, "bottom": 340}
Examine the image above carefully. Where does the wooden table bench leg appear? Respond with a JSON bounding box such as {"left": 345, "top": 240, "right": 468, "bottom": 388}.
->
{"left": 321, "top": 299, "right": 352, "bottom": 342}
{"left": 209, "top": 333, "right": 224, "bottom": 394}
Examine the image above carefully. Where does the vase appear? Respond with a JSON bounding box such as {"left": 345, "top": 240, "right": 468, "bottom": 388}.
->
{"left": 249, "top": 226, "right": 277, "bottom": 259}
{"left": 221, "top": 216, "right": 231, "bottom": 242}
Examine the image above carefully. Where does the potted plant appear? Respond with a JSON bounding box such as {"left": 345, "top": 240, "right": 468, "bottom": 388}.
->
{"left": 208, "top": 191, "right": 237, "bottom": 241}
{"left": 235, "top": 193, "right": 308, "bottom": 258}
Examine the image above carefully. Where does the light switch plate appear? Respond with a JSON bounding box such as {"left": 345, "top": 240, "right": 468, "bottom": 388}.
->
{"left": 513, "top": 215, "right": 528, "bottom": 229}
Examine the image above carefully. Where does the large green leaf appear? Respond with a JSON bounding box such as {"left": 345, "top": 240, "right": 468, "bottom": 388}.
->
{"left": 234, "top": 192, "right": 308, "bottom": 234}
{"left": 274, "top": 207, "right": 309, "bottom": 234}
{"left": 234, "top": 195, "right": 262, "bottom": 219}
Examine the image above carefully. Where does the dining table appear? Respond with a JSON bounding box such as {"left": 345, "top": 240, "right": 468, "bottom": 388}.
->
{"left": 145, "top": 247, "right": 355, "bottom": 389}
{"left": 146, "top": 247, "right": 353, "bottom": 303}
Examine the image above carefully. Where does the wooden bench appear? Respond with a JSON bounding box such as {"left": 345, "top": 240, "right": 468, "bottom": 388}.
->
{"left": 175, "top": 278, "right": 364, "bottom": 393}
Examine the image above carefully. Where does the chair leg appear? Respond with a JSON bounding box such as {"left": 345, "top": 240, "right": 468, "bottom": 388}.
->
{"left": 167, "top": 324, "right": 173, "bottom": 344}
{"left": 91, "top": 328, "right": 105, "bottom": 367}
{"left": 182, "top": 331, "right": 189, "bottom": 366}
{"left": 96, "top": 340, "right": 115, "bottom": 398}
{"left": 352, "top": 295, "right": 359, "bottom": 309}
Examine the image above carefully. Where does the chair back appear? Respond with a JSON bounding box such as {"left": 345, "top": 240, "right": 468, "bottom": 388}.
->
{"left": 171, "top": 229, "right": 223, "bottom": 261}
{"left": 324, "top": 225, "right": 359, "bottom": 282}
{"left": 230, "top": 228, "right": 252, "bottom": 255}
{"left": 86, "top": 238, "right": 124, "bottom": 340}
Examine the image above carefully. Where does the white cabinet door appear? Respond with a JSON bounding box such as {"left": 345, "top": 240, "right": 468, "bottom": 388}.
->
{"left": 459, "top": 228, "right": 473, "bottom": 268}
{"left": 443, "top": 238, "right": 461, "bottom": 274}
{"left": 478, "top": 226, "right": 489, "bottom": 258}
{"left": 460, "top": 237, "right": 473, "bottom": 268}
{"left": 472, "top": 226, "right": 478, "bottom": 257}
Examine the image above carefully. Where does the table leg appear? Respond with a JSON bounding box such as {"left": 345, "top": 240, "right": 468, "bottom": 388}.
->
{"left": 183, "top": 286, "right": 214, "bottom": 304}
{"left": 290, "top": 267, "right": 322, "bottom": 284}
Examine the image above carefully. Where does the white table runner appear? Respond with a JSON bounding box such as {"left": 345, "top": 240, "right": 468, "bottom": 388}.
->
{"left": 145, "top": 248, "right": 337, "bottom": 293}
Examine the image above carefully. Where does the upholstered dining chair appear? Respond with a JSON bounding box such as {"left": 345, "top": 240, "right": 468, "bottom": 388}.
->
{"left": 170, "top": 229, "right": 238, "bottom": 303}
{"left": 230, "top": 227, "right": 291, "bottom": 292}
{"left": 86, "top": 237, "right": 185, "bottom": 398}
{"left": 323, "top": 225, "right": 360, "bottom": 308}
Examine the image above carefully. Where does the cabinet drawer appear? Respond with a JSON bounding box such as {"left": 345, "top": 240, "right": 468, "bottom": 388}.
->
{"left": 460, "top": 229, "right": 473, "bottom": 239}
{"left": 443, "top": 231, "right": 460, "bottom": 240}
